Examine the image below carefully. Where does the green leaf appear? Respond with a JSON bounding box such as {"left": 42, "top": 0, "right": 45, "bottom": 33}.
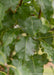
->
{"left": 0, "top": 72, "right": 6, "bottom": 75}
{"left": 15, "top": 37, "right": 35, "bottom": 61}
{"left": 0, "top": 0, "right": 19, "bottom": 11}
{"left": 40, "top": 25, "right": 50, "bottom": 34}
{"left": 0, "top": 51, "right": 7, "bottom": 65}
{"left": 3, "top": 31, "right": 16, "bottom": 46}
{"left": 14, "top": 65, "right": 32, "bottom": 75}
{"left": 12, "top": 59, "right": 19, "bottom": 67}
{"left": 0, "top": 3, "right": 5, "bottom": 30}
{"left": 38, "top": 32, "right": 53, "bottom": 45}
{"left": 26, "top": 54, "right": 48, "bottom": 75}
{"left": 38, "top": 0, "right": 53, "bottom": 21}
{"left": 0, "top": 3, "right": 5, "bottom": 21}
{"left": 0, "top": 0, "right": 54, "bottom": 74}
{"left": 23, "top": 16, "right": 42, "bottom": 35}
{"left": 40, "top": 41, "right": 54, "bottom": 58}
{"left": 2, "top": 11, "right": 16, "bottom": 28}
{"left": 16, "top": 4, "right": 30, "bottom": 21}
{"left": 3, "top": 46, "right": 10, "bottom": 56}
{"left": 35, "top": 40, "right": 40, "bottom": 53}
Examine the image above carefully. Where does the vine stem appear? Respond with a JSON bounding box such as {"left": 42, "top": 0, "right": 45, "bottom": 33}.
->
{"left": 15, "top": 0, "right": 23, "bottom": 12}
{"left": 38, "top": 8, "right": 41, "bottom": 19}
{"left": 19, "top": 0, "right": 23, "bottom": 6}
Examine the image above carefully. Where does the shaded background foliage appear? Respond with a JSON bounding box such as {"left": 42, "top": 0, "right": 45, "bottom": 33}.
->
{"left": 0, "top": 0, "right": 54, "bottom": 75}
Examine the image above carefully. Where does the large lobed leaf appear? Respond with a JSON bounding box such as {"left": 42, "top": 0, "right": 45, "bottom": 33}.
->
{"left": 15, "top": 37, "right": 35, "bottom": 61}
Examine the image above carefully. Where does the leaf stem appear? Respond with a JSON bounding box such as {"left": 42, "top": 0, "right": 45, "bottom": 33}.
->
{"left": 38, "top": 8, "right": 41, "bottom": 19}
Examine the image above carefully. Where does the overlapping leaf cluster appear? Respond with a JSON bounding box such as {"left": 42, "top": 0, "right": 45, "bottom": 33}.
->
{"left": 0, "top": 0, "right": 54, "bottom": 75}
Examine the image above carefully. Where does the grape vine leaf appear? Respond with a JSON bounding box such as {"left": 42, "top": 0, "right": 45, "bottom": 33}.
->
{"left": 25, "top": 54, "right": 48, "bottom": 75}
{"left": 15, "top": 37, "right": 35, "bottom": 61}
